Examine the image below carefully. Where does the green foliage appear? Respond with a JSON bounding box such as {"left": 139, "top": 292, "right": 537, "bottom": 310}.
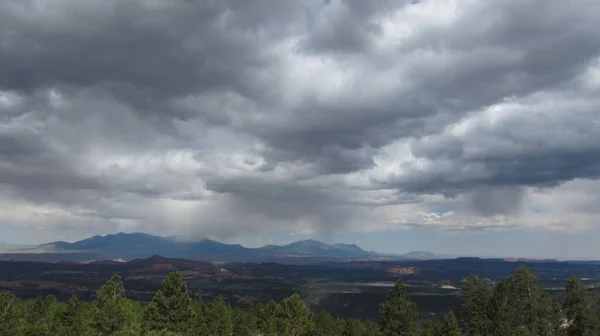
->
{"left": 54, "top": 295, "right": 92, "bottom": 336}
{"left": 45, "top": 297, "right": 67, "bottom": 335}
{"left": 590, "top": 290, "right": 600, "bottom": 335}
{"left": 26, "top": 300, "right": 67, "bottom": 336}
{"left": 336, "top": 317, "right": 348, "bottom": 334}
{"left": 92, "top": 274, "right": 131, "bottom": 335}
{"left": 0, "top": 291, "right": 23, "bottom": 336}
{"left": 441, "top": 311, "right": 462, "bottom": 336}
{"left": 22, "top": 296, "right": 51, "bottom": 336}
{"left": 44, "top": 294, "right": 57, "bottom": 306}
{"left": 489, "top": 268, "right": 561, "bottom": 336}
{"left": 364, "top": 320, "right": 383, "bottom": 336}
{"left": 458, "top": 268, "right": 564, "bottom": 336}
{"left": 459, "top": 275, "right": 493, "bottom": 336}
{"left": 2, "top": 267, "right": 599, "bottom": 336}
{"left": 257, "top": 300, "right": 279, "bottom": 336}
{"left": 144, "top": 330, "right": 184, "bottom": 336}
{"left": 121, "top": 299, "right": 145, "bottom": 335}
{"left": 312, "top": 311, "right": 339, "bottom": 336}
{"left": 563, "top": 276, "right": 596, "bottom": 336}
{"left": 418, "top": 319, "right": 441, "bottom": 336}
{"left": 342, "top": 318, "right": 363, "bottom": 336}
{"left": 379, "top": 280, "right": 418, "bottom": 336}
{"left": 203, "top": 295, "right": 233, "bottom": 336}
{"left": 232, "top": 305, "right": 259, "bottom": 336}
{"left": 24, "top": 296, "right": 47, "bottom": 323}
{"left": 143, "top": 268, "right": 194, "bottom": 334}
{"left": 276, "top": 293, "right": 315, "bottom": 336}
{"left": 191, "top": 296, "right": 206, "bottom": 333}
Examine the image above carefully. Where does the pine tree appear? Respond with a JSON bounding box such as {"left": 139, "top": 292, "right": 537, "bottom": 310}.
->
{"left": 120, "top": 299, "right": 145, "bottom": 335}
{"left": 232, "top": 306, "right": 259, "bottom": 336}
{"left": 379, "top": 280, "right": 418, "bottom": 336}
{"left": 506, "top": 268, "right": 555, "bottom": 335}
{"left": 204, "top": 296, "right": 233, "bottom": 336}
{"left": 276, "top": 293, "right": 315, "bottom": 336}
{"left": 23, "top": 296, "right": 51, "bottom": 336}
{"left": 563, "top": 276, "right": 596, "bottom": 336}
{"left": 25, "top": 296, "right": 47, "bottom": 323}
{"left": 417, "top": 319, "right": 441, "bottom": 336}
{"left": 56, "top": 296, "right": 92, "bottom": 336}
{"left": 92, "top": 274, "right": 130, "bottom": 335}
{"left": 44, "top": 294, "right": 58, "bottom": 307}
{"left": 364, "top": 320, "right": 383, "bottom": 336}
{"left": 459, "top": 275, "right": 493, "bottom": 336}
{"left": 143, "top": 268, "right": 194, "bottom": 334}
{"left": 489, "top": 279, "right": 517, "bottom": 336}
{"left": 590, "top": 290, "right": 600, "bottom": 335}
{"left": 191, "top": 296, "right": 206, "bottom": 334}
{"left": 487, "top": 268, "right": 561, "bottom": 336}
{"left": 0, "top": 291, "right": 23, "bottom": 336}
{"left": 45, "top": 296, "right": 67, "bottom": 335}
{"left": 312, "top": 311, "right": 339, "bottom": 336}
{"left": 257, "top": 300, "right": 279, "bottom": 336}
{"left": 336, "top": 317, "right": 348, "bottom": 334}
{"left": 441, "top": 312, "right": 462, "bottom": 336}
{"left": 342, "top": 318, "right": 364, "bottom": 336}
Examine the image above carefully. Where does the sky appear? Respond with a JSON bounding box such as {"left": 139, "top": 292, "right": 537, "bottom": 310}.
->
{"left": 1, "top": 0, "right": 600, "bottom": 259}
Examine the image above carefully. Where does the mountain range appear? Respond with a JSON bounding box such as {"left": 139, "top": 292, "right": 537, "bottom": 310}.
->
{"left": 2, "top": 232, "right": 436, "bottom": 264}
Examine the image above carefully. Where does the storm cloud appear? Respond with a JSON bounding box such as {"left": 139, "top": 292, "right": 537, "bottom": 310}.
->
{"left": 1, "top": 0, "right": 600, "bottom": 241}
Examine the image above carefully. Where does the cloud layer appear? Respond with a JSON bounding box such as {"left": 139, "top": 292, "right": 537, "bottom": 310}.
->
{"left": 1, "top": 0, "right": 599, "bottom": 242}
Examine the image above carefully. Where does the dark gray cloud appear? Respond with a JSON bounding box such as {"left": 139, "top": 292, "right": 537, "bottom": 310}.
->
{"left": 1, "top": 1, "right": 243, "bottom": 94}
{"left": 469, "top": 187, "right": 525, "bottom": 216}
{"left": 0, "top": 0, "right": 599, "bottom": 239}
{"left": 390, "top": 89, "right": 600, "bottom": 195}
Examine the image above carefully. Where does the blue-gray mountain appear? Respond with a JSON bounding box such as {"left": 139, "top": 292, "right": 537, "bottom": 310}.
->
{"left": 9, "top": 233, "right": 436, "bottom": 264}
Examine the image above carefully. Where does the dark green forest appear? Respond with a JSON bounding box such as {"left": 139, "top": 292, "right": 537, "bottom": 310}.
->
{"left": 1, "top": 267, "right": 599, "bottom": 335}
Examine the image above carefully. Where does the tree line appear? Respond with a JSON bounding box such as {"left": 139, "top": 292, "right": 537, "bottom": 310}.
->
{"left": 0, "top": 267, "right": 599, "bottom": 335}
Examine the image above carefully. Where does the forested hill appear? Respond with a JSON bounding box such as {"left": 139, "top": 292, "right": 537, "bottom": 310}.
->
{"left": 1, "top": 267, "right": 599, "bottom": 335}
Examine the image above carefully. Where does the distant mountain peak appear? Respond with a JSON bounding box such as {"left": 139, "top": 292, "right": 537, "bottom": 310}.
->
{"left": 29, "top": 232, "right": 375, "bottom": 263}
{"left": 332, "top": 243, "right": 366, "bottom": 253}
{"left": 285, "top": 239, "right": 329, "bottom": 247}
{"left": 403, "top": 251, "right": 436, "bottom": 259}
{"left": 332, "top": 243, "right": 360, "bottom": 248}
{"left": 264, "top": 239, "right": 370, "bottom": 257}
